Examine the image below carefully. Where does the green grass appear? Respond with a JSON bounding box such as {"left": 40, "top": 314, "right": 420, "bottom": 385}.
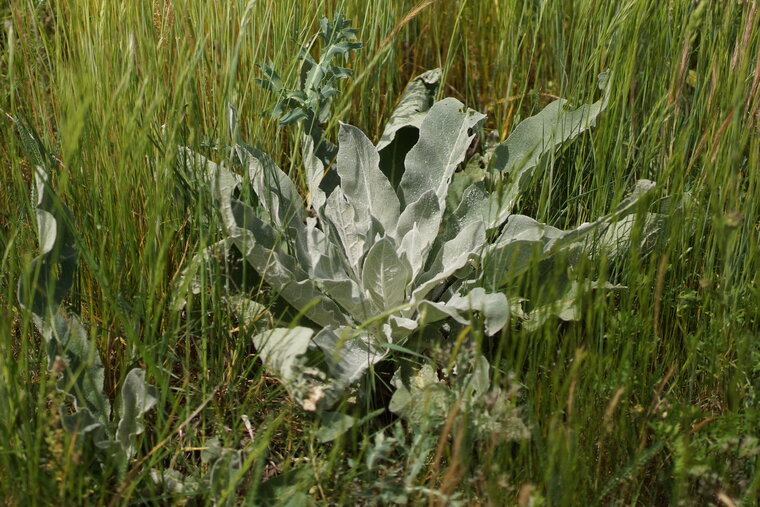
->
{"left": 1, "top": 0, "right": 758, "bottom": 504}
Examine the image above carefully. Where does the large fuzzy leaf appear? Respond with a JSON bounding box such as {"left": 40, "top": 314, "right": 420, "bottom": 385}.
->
{"left": 193, "top": 149, "right": 351, "bottom": 328}
{"left": 60, "top": 408, "right": 109, "bottom": 447}
{"left": 49, "top": 311, "right": 111, "bottom": 423}
{"left": 236, "top": 143, "right": 304, "bottom": 229}
{"left": 444, "top": 181, "right": 494, "bottom": 237}
{"left": 17, "top": 168, "right": 111, "bottom": 424}
{"left": 18, "top": 167, "right": 79, "bottom": 319}
{"left": 17, "top": 166, "right": 158, "bottom": 463}
{"left": 523, "top": 279, "right": 620, "bottom": 331}
{"left": 482, "top": 215, "right": 565, "bottom": 289}
{"left": 304, "top": 217, "right": 353, "bottom": 281}
{"left": 301, "top": 134, "right": 331, "bottom": 212}
{"left": 482, "top": 180, "right": 656, "bottom": 289}
{"left": 376, "top": 69, "right": 441, "bottom": 152}
{"left": 320, "top": 277, "right": 375, "bottom": 322}
{"left": 312, "top": 327, "right": 385, "bottom": 401}
{"left": 116, "top": 368, "right": 159, "bottom": 460}
{"left": 252, "top": 327, "right": 315, "bottom": 387}
{"left": 396, "top": 189, "right": 442, "bottom": 276}
{"left": 412, "top": 220, "right": 486, "bottom": 304}
{"left": 179, "top": 147, "right": 241, "bottom": 201}
{"left": 251, "top": 325, "right": 384, "bottom": 412}
{"left": 543, "top": 179, "right": 655, "bottom": 252}
{"left": 488, "top": 72, "right": 611, "bottom": 227}
{"left": 225, "top": 198, "right": 352, "bottom": 328}
{"left": 398, "top": 226, "right": 426, "bottom": 283}
{"left": 418, "top": 288, "right": 509, "bottom": 336}
{"left": 398, "top": 98, "right": 486, "bottom": 209}
{"left": 336, "top": 123, "right": 400, "bottom": 234}
{"left": 588, "top": 211, "right": 664, "bottom": 263}
{"left": 396, "top": 189, "right": 439, "bottom": 242}
{"left": 377, "top": 69, "right": 442, "bottom": 187}
{"left": 323, "top": 187, "right": 371, "bottom": 276}
{"left": 361, "top": 237, "right": 412, "bottom": 311}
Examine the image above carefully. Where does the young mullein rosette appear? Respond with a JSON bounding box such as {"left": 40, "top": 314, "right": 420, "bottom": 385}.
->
{"left": 183, "top": 66, "right": 658, "bottom": 420}
{"left": 17, "top": 151, "right": 157, "bottom": 465}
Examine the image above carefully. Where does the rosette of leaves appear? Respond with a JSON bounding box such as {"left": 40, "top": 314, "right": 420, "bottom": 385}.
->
{"left": 16, "top": 135, "right": 157, "bottom": 466}
{"left": 181, "top": 25, "right": 661, "bottom": 433}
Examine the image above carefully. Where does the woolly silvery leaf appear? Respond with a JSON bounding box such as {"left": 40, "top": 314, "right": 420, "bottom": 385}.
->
{"left": 378, "top": 68, "right": 442, "bottom": 186}
{"left": 487, "top": 71, "right": 612, "bottom": 228}
{"left": 251, "top": 327, "right": 315, "bottom": 388}
{"left": 376, "top": 68, "right": 441, "bottom": 152}
{"left": 337, "top": 123, "right": 400, "bottom": 235}
{"left": 361, "top": 237, "right": 412, "bottom": 311}
{"left": 398, "top": 98, "right": 486, "bottom": 209}
{"left": 116, "top": 368, "right": 159, "bottom": 459}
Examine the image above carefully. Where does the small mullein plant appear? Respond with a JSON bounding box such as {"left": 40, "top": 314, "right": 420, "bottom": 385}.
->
{"left": 15, "top": 121, "right": 157, "bottom": 470}
{"left": 179, "top": 14, "right": 664, "bottom": 440}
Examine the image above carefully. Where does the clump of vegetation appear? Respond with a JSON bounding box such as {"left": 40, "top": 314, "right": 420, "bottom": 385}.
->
{"left": 180, "top": 14, "right": 661, "bottom": 441}
{"left": 16, "top": 143, "right": 157, "bottom": 471}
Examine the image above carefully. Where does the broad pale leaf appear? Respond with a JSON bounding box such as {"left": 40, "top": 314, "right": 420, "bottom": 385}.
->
{"left": 252, "top": 327, "right": 314, "bottom": 385}
{"left": 226, "top": 198, "right": 351, "bottom": 328}
{"left": 51, "top": 311, "right": 111, "bottom": 423}
{"left": 361, "top": 237, "right": 411, "bottom": 311}
{"left": 320, "top": 278, "right": 375, "bottom": 322}
{"left": 396, "top": 188, "right": 441, "bottom": 241}
{"left": 396, "top": 190, "right": 441, "bottom": 275}
{"left": 544, "top": 180, "right": 655, "bottom": 252}
{"left": 418, "top": 288, "right": 509, "bottom": 336}
{"left": 306, "top": 217, "right": 352, "bottom": 281}
{"left": 236, "top": 143, "right": 304, "bottom": 229}
{"left": 481, "top": 215, "right": 563, "bottom": 288}
{"left": 399, "top": 98, "right": 486, "bottom": 209}
{"left": 323, "top": 188, "right": 370, "bottom": 275}
{"left": 18, "top": 167, "right": 79, "bottom": 319}
{"left": 412, "top": 220, "right": 486, "bottom": 304}
{"left": 483, "top": 181, "right": 655, "bottom": 289}
{"left": 336, "top": 123, "right": 400, "bottom": 234}
{"left": 312, "top": 327, "right": 385, "bottom": 398}
{"left": 398, "top": 225, "right": 425, "bottom": 282}
{"left": 301, "top": 134, "right": 329, "bottom": 212}
{"left": 60, "top": 408, "right": 109, "bottom": 447}
{"left": 377, "top": 69, "right": 442, "bottom": 187}
{"left": 376, "top": 68, "right": 441, "bottom": 151}
{"left": 178, "top": 148, "right": 241, "bottom": 219}
{"left": 116, "top": 368, "right": 159, "bottom": 460}
{"left": 488, "top": 72, "right": 611, "bottom": 227}
{"left": 17, "top": 168, "right": 111, "bottom": 424}
{"left": 523, "top": 279, "right": 621, "bottom": 331}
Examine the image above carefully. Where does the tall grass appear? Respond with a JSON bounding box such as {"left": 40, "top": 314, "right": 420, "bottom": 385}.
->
{"left": 1, "top": 0, "right": 758, "bottom": 504}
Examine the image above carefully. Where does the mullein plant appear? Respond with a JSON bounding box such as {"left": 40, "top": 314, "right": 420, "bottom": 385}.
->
{"left": 179, "top": 14, "right": 665, "bottom": 439}
{"left": 16, "top": 122, "right": 157, "bottom": 470}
